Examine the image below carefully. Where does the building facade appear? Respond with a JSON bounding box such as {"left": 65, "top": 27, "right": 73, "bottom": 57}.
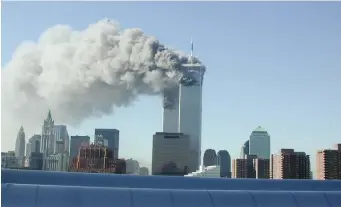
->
{"left": 26, "top": 135, "right": 41, "bottom": 158}
{"left": 69, "top": 144, "right": 126, "bottom": 174}
{"left": 217, "top": 150, "right": 231, "bottom": 178}
{"left": 203, "top": 149, "right": 217, "bottom": 167}
{"left": 232, "top": 155, "right": 269, "bottom": 179}
{"left": 15, "top": 126, "right": 26, "bottom": 159}
{"left": 316, "top": 144, "right": 341, "bottom": 180}
{"left": 94, "top": 129, "right": 120, "bottom": 159}
{"left": 152, "top": 132, "right": 191, "bottom": 175}
{"left": 249, "top": 126, "right": 271, "bottom": 159}
{"left": 162, "top": 59, "right": 205, "bottom": 172}
{"left": 53, "top": 125, "right": 69, "bottom": 153}
{"left": 271, "top": 149, "right": 311, "bottom": 179}
{"left": 46, "top": 153, "right": 69, "bottom": 171}
{"left": 125, "top": 158, "right": 140, "bottom": 174}
{"left": 69, "top": 135, "right": 90, "bottom": 163}
{"left": 240, "top": 140, "right": 249, "bottom": 158}
{"left": 139, "top": 167, "right": 149, "bottom": 176}
{"left": 41, "top": 110, "right": 55, "bottom": 157}
{"left": 1, "top": 151, "right": 18, "bottom": 168}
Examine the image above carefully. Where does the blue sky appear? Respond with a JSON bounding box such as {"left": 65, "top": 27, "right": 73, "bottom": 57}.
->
{"left": 2, "top": 2, "right": 341, "bottom": 169}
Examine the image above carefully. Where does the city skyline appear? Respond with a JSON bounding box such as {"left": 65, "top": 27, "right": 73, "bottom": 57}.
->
{"left": 2, "top": 2, "right": 341, "bottom": 171}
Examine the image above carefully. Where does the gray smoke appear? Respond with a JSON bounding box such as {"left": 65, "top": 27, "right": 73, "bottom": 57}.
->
{"left": 1, "top": 19, "right": 205, "bottom": 144}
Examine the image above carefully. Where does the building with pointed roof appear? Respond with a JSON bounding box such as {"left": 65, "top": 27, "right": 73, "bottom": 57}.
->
{"left": 249, "top": 126, "right": 271, "bottom": 159}
{"left": 41, "top": 110, "right": 55, "bottom": 160}
{"left": 15, "top": 126, "right": 26, "bottom": 158}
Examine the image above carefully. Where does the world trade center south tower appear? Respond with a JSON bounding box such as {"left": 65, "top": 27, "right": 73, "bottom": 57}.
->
{"left": 162, "top": 40, "right": 205, "bottom": 173}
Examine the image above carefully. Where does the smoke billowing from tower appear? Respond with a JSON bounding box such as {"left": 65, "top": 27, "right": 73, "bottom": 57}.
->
{"left": 1, "top": 19, "right": 206, "bottom": 143}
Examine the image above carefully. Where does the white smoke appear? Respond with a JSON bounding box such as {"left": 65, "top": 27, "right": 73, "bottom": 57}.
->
{"left": 1, "top": 19, "right": 204, "bottom": 148}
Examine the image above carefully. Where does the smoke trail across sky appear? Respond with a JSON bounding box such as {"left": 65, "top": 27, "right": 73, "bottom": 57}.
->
{"left": 1, "top": 19, "right": 205, "bottom": 146}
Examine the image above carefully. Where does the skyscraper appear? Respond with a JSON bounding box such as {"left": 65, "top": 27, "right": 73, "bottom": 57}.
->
{"left": 152, "top": 132, "right": 190, "bottom": 175}
{"left": 41, "top": 110, "right": 55, "bottom": 156}
{"left": 15, "top": 126, "right": 25, "bottom": 158}
{"left": 249, "top": 126, "right": 271, "bottom": 159}
{"left": 53, "top": 125, "right": 69, "bottom": 153}
{"left": 240, "top": 140, "right": 249, "bottom": 158}
{"left": 69, "top": 135, "right": 90, "bottom": 163}
{"left": 94, "top": 129, "right": 119, "bottom": 159}
{"left": 203, "top": 149, "right": 217, "bottom": 167}
{"left": 162, "top": 41, "right": 205, "bottom": 172}
{"left": 217, "top": 150, "right": 231, "bottom": 178}
{"left": 26, "top": 135, "right": 41, "bottom": 158}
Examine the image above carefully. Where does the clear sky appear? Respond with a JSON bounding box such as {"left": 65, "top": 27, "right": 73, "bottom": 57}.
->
{"left": 2, "top": 2, "right": 341, "bottom": 170}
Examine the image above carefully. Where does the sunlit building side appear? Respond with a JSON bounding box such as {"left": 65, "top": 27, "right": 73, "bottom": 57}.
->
{"left": 69, "top": 143, "right": 126, "bottom": 174}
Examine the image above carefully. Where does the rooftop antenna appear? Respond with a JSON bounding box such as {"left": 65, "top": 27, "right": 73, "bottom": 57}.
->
{"left": 190, "top": 37, "right": 194, "bottom": 61}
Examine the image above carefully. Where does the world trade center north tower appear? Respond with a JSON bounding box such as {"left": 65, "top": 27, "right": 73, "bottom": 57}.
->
{"left": 162, "top": 41, "right": 205, "bottom": 173}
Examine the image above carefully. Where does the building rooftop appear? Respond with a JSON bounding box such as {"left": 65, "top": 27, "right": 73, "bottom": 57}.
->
{"left": 253, "top": 126, "right": 267, "bottom": 132}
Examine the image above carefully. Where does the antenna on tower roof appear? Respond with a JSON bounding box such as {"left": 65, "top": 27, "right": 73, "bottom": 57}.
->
{"left": 190, "top": 37, "right": 194, "bottom": 63}
{"left": 190, "top": 37, "right": 194, "bottom": 58}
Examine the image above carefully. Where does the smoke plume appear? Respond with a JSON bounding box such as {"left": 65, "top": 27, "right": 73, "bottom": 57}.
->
{"left": 1, "top": 19, "right": 204, "bottom": 146}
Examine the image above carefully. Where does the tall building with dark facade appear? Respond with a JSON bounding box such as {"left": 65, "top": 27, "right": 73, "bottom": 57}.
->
{"left": 316, "top": 144, "right": 341, "bottom": 180}
{"left": 69, "top": 135, "right": 90, "bottom": 163}
{"left": 232, "top": 156, "right": 255, "bottom": 178}
{"left": 232, "top": 155, "right": 270, "bottom": 179}
{"left": 217, "top": 150, "right": 231, "bottom": 178}
{"left": 53, "top": 125, "right": 69, "bottom": 153}
{"left": 254, "top": 158, "right": 270, "bottom": 179}
{"left": 95, "top": 129, "right": 119, "bottom": 159}
{"left": 203, "top": 149, "right": 217, "bottom": 167}
{"left": 240, "top": 140, "right": 249, "bottom": 158}
{"left": 152, "top": 132, "right": 190, "bottom": 175}
{"left": 271, "top": 149, "right": 311, "bottom": 179}
{"left": 26, "top": 135, "right": 41, "bottom": 158}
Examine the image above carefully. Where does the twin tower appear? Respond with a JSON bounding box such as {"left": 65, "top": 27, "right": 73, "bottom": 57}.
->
{"left": 161, "top": 43, "right": 205, "bottom": 172}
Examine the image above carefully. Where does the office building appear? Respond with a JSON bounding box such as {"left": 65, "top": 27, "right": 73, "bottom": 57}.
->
{"left": 41, "top": 110, "right": 55, "bottom": 156}
{"left": 45, "top": 153, "right": 69, "bottom": 171}
{"left": 95, "top": 129, "right": 119, "bottom": 159}
{"left": 28, "top": 152, "right": 43, "bottom": 170}
{"left": 271, "top": 149, "right": 311, "bottom": 179}
{"left": 249, "top": 126, "right": 271, "bottom": 159}
{"left": 232, "top": 155, "right": 269, "bottom": 179}
{"left": 316, "top": 144, "right": 341, "bottom": 180}
{"left": 1, "top": 151, "right": 18, "bottom": 168}
{"left": 240, "top": 140, "right": 249, "bottom": 158}
{"left": 125, "top": 158, "right": 140, "bottom": 174}
{"left": 162, "top": 43, "right": 205, "bottom": 171}
{"left": 15, "top": 126, "right": 26, "bottom": 159}
{"left": 217, "top": 150, "right": 231, "bottom": 178}
{"left": 26, "top": 135, "right": 41, "bottom": 158}
{"left": 254, "top": 158, "right": 270, "bottom": 179}
{"left": 69, "top": 143, "right": 126, "bottom": 174}
{"left": 69, "top": 135, "right": 90, "bottom": 163}
{"left": 203, "top": 149, "right": 217, "bottom": 167}
{"left": 152, "top": 132, "right": 190, "bottom": 175}
{"left": 139, "top": 167, "right": 149, "bottom": 176}
{"left": 232, "top": 155, "right": 256, "bottom": 178}
{"left": 53, "top": 125, "right": 69, "bottom": 153}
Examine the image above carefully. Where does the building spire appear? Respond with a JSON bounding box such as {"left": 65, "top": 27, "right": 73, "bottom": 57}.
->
{"left": 19, "top": 125, "right": 24, "bottom": 132}
{"left": 47, "top": 109, "right": 52, "bottom": 120}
